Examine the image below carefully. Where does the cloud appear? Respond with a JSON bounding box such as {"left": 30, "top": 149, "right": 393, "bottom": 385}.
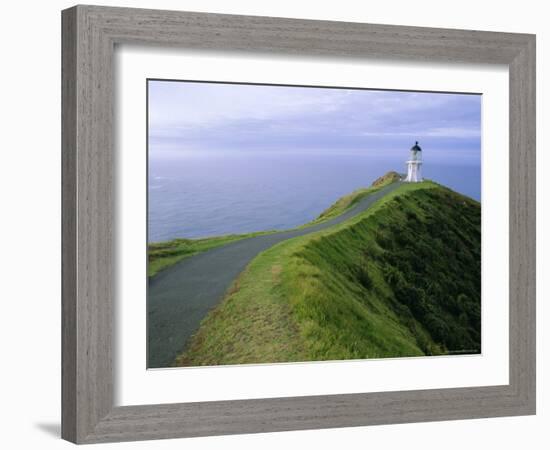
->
{"left": 360, "top": 127, "right": 481, "bottom": 138}
{"left": 148, "top": 80, "right": 481, "bottom": 159}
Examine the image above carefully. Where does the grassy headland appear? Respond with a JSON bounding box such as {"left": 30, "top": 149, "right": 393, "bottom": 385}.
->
{"left": 174, "top": 179, "right": 481, "bottom": 366}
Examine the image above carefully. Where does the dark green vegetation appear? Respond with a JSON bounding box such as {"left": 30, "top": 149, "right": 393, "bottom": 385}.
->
{"left": 148, "top": 232, "right": 270, "bottom": 277}
{"left": 175, "top": 181, "right": 481, "bottom": 366}
{"left": 369, "top": 188, "right": 481, "bottom": 355}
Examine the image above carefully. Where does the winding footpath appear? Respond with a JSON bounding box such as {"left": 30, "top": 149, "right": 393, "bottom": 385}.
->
{"left": 148, "top": 181, "right": 402, "bottom": 368}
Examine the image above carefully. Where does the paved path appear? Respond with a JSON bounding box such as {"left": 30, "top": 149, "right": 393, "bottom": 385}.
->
{"left": 148, "top": 182, "right": 402, "bottom": 368}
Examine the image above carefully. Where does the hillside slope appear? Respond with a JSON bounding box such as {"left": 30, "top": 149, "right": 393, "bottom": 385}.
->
{"left": 175, "top": 181, "right": 481, "bottom": 366}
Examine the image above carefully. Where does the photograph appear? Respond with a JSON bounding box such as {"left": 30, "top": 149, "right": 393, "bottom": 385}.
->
{"left": 146, "top": 80, "right": 482, "bottom": 369}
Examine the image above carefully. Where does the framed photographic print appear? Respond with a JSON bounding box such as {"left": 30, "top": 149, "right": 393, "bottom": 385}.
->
{"left": 146, "top": 81, "right": 484, "bottom": 370}
{"left": 62, "top": 5, "right": 536, "bottom": 444}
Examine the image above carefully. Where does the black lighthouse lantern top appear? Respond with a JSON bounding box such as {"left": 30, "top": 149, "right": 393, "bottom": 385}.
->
{"left": 411, "top": 141, "right": 422, "bottom": 152}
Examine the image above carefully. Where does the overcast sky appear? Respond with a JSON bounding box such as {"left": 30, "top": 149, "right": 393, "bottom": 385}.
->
{"left": 148, "top": 80, "right": 481, "bottom": 163}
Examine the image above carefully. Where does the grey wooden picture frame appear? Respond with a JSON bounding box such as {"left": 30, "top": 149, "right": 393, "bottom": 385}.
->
{"left": 61, "top": 4, "right": 536, "bottom": 444}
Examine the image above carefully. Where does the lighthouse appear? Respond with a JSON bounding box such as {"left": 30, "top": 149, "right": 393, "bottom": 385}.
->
{"left": 405, "top": 141, "right": 423, "bottom": 182}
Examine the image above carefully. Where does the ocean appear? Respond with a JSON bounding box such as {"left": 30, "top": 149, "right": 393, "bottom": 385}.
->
{"left": 148, "top": 152, "right": 481, "bottom": 242}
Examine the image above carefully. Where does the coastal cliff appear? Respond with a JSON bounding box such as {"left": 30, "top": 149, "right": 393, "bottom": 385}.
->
{"left": 174, "top": 176, "right": 481, "bottom": 366}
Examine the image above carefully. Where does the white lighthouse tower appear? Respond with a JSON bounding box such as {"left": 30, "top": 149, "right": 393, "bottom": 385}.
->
{"left": 405, "top": 141, "right": 423, "bottom": 182}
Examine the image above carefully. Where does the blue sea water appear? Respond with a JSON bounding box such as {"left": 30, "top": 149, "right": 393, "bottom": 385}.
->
{"left": 148, "top": 152, "right": 480, "bottom": 242}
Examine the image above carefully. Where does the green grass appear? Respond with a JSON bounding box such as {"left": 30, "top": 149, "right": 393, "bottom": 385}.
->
{"left": 174, "top": 240, "right": 307, "bottom": 366}
{"left": 175, "top": 180, "right": 481, "bottom": 366}
{"left": 148, "top": 232, "right": 271, "bottom": 277}
{"left": 306, "top": 171, "right": 402, "bottom": 226}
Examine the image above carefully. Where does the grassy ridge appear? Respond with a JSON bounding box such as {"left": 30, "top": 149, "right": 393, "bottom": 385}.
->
{"left": 307, "top": 171, "right": 402, "bottom": 225}
{"left": 287, "top": 185, "right": 481, "bottom": 360}
{"left": 175, "top": 181, "right": 481, "bottom": 366}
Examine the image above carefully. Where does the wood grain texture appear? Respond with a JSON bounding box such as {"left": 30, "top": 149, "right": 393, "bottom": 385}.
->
{"left": 61, "top": 4, "right": 536, "bottom": 444}
{"left": 508, "top": 36, "right": 536, "bottom": 408}
{"left": 61, "top": 7, "right": 77, "bottom": 443}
